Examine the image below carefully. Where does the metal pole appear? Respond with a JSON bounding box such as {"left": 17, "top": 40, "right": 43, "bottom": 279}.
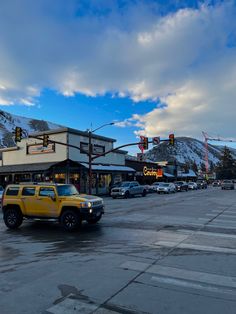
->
{"left": 88, "top": 131, "right": 92, "bottom": 194}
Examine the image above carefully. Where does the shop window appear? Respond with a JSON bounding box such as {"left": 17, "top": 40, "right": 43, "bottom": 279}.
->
{"left": 54, "top": 173, "right": 65, "bottom": 183}
{"left": 6, "top": 187, "right": 19, "bottom": 196}
{"left": 22, "top": 187, "right": 36, "bottom": 196}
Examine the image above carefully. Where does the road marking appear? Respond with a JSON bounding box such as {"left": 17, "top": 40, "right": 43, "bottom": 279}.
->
{"left": 193, "top": 231, "right": 236, "bottom": 240}
{"left": 151, "top": 276, "right": 236, "bottom": 295}
{"left": 148, "top": 265, "right": 236, "bottom": 289}
{"left": 155, "top": 241, "right": 236, "bottom": 254}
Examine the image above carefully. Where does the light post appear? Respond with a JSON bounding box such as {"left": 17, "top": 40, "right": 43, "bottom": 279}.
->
{"left": 88, "top": 122, "right": 114, "bottom": 195}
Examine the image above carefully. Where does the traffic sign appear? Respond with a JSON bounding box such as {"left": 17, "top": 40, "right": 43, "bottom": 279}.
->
{"left": 152, "top": 137, "right": 160, "bottom": 145}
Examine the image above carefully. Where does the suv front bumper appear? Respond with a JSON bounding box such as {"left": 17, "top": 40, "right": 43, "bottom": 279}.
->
{"left": 80, "top": 205, "right": 104, "bottom": 219}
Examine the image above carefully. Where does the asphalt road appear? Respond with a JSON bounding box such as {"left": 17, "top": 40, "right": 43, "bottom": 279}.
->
{"left": 1, "top": 187, "right": 236, "bottom": 314}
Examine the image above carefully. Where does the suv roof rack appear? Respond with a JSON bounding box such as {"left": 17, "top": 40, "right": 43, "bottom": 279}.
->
{"left": 18, "top": 182, "right": 57, "bottom": 185}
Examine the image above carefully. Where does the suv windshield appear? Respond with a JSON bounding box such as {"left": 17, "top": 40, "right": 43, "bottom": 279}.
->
{"left": 57, "top": 185, "right": 79, "bottom": 196}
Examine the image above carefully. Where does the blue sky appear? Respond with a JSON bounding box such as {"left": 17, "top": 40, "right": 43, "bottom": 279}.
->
{"left": 0, "top": 0, "right": 236, "bottom": 153}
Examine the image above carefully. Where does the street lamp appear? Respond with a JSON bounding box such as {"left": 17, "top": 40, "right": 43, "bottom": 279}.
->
{"left": 88, "top": 122, "right": 115, "bottom": 195}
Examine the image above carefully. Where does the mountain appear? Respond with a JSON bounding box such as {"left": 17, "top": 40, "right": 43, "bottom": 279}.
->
{"left": 144, "top": 137, "right": 236, "bottom": 168}
{"left": 0, "top": 110, "right": 62, "bottom": 147}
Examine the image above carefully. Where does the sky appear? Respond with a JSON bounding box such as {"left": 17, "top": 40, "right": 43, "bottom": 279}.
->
{"left": 0, "top": 0, "right": 236, "bottom": 154}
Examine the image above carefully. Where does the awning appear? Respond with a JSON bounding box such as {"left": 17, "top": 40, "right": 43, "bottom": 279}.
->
{"left": 80, "top": 163, "right": 135, "bottom": 172}
{"left": 164, "top": 172, "right": 174, "bottom": 177}
{"left": 0, "top": 162, "right": 56, "bottom": 174}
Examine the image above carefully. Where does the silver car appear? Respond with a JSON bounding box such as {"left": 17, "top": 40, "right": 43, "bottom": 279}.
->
{"left": 221, "top": 180, "right": 234, "bottom": 190}
{"left": 157, "top": 183, "right": 176, "bottom": 194}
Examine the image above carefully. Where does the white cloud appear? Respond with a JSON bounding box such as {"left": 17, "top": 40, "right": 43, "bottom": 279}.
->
{"left": 0, "top": 1, "right": 235, "bottom": 139}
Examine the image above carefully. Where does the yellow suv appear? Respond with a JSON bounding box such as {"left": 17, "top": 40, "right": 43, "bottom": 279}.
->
{"left": 2, "top": 183, "right": 104, "bottom": 231}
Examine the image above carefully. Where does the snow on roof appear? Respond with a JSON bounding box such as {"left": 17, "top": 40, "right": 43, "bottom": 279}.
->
{"left": 80, "top": 163, "right": 135, "bottom": 172}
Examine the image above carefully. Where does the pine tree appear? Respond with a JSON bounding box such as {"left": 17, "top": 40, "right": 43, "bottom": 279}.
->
{"left": 216, "top": 146, "right": 236, "bottom": 179}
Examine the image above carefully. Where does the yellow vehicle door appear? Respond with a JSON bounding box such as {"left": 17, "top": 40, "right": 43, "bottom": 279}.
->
{"left": 21, "top": 186, "right": 38, "bottom": 216}
{"left": 34, "top": 186, "right": 59, "bottom": 217}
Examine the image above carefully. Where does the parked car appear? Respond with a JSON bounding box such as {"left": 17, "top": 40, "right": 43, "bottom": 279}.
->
{"left": 2, "top": 183, "right": 104, "bottom": 231}
{"left": 111, "top": 181, "right": 146, "bottom": 198}
{"left": 157, "top": 183, "right": 176, "bottom": 194}
{"left": 109, "top": 182, "right": 121, "bottom": 195}
{"left": 143, "top": 184, "right": 155, "bottom": 193}
{"left": 196, "top": 180, "right": 208, "bottom": 189}
{"left": 175, "top": 181, "right": 188, "bottom": 192}
{"left": 150, "top": 182, "right": 163, "bottom": 192}
{"left": 221, "top": 180, "right": 234, "bottom": 190}
{"left": 188, "top": 182, "right": 198, "bottom": 190}
{"left": 212, "top": 180, "right": 221, "bottom": 187}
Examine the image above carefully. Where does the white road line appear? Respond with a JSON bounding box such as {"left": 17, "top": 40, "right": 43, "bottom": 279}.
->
{"left": 151, "top": 276, "right": 236, "bottom": 295}
{"left": 155, "top": 241, "right": 236, "bottom": 254}
{"left": 148, "top": 265, "right": 236, "bottom": 289}
{"left": 194, "top": 231, "right": 236, "bottom": 240}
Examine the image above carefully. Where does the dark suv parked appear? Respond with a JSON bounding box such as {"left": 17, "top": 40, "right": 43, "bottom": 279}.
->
{"left": 174, "top": 181, "right": 188, "bottom": 192}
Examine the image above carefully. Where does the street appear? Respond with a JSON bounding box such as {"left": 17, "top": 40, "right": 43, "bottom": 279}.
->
{"left": 1, "top": 187, "right": 236, "bottom": 314}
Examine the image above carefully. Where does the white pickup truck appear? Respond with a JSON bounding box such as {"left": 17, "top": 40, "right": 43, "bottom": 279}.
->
{"left": 110, "top": 181, "right": 146, "bottom": 199}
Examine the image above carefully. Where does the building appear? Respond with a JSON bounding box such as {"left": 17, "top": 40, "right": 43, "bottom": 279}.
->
{"left": 125, "top": 158, "right": 175, "bottom": 184}
{"left": 0, "top": 128, "right": 135, "bottom": 194}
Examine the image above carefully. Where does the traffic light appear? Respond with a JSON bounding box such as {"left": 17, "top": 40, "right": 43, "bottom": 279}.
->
{"left": 143, "top": 137, "right": 149, "bottom": 150}
{"left": 43, "top": 134, "right": 49, "bottom": 147}
{"left": 169, "top": 133, "right": 175, "bottom": 146}
{"left": 14, "top": 127, "right": 23, "bottom": 142}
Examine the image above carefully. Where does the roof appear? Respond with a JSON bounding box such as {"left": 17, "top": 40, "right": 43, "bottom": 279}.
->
{"left": 30, "top": 127, "right": 116, "bottom": 143}
{"left": 178, "top": 170, "right": 197, "bottom": 177}
{"left": 164, "top": 172, "right": 174, "bottom": 177}
{"left": 0, "top": 162, "right": 56, "bottom": 174}
{"left": 80, "top": 163, "right": 135, "bottom": 172}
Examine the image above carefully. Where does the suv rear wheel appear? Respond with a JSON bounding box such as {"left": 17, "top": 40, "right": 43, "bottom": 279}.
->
{"left": 4, "top": 208, "right": 23, "bottom": 229}
{"left": 61, "top": 210, "right": 80, "bottom": 231}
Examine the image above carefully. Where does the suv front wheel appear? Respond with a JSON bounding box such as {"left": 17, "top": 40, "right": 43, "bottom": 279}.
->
{"left": 61, "top": 210, "right": 80, "bottom": 231}
{"left": 4, "top": 208, "right": 23, "bottom": 229}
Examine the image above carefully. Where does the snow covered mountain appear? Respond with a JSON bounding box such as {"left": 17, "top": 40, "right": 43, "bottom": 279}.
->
{"left": 145, "top": 137, "right": 236, "bottom": 167}
{"left": 0, "top": 110, "right": 62, "bottom": 147}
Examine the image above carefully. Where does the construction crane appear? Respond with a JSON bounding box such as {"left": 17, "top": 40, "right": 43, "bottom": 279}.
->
{"left": 202, "top": 132, "right": 236, "bottom": 173}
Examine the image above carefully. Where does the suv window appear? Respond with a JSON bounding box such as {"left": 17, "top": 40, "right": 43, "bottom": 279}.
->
{"left": 6, "top": 187, "right": 19, "bottom": 196}
{"left": 22, "top": 187, "right": 36, "bottom": 196}
{"left": 39, "top": 187, "right": 55, "bottom": 197}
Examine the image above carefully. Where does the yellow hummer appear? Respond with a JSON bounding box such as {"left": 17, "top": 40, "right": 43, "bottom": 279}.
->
{"left": 2, "top": 183, "right": 104, "bottom": 231}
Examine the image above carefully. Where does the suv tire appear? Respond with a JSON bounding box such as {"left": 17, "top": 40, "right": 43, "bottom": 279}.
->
{"left": 61, "top": 210, "right": 80, "bottom": 231}
{"left": 142, "top": 190, "right": 146, "bottom": 197}
{"left": 4, "top": 208, "right": 23, "bottom": 229}
{"left": 124, "top": 191, "right": 130, "bottom": 199}
{"left": 86, "top": 213, "right": 102, "bottom": 224}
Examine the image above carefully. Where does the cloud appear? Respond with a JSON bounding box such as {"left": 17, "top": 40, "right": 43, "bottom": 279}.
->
{"left": 0, "top": 0, "right": 236, "bottom": 139}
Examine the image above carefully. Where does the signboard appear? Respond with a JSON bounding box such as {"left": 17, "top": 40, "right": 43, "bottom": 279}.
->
{"left": 27, "top": 143, "right": 55, "bottom": 155}
{"left": 152, "top": 137, "right": 160, "bottom": 145}
{"left": 137, "top": 153, "right": 145, "bottom": 161}
{"left": 143, "top": 166, "right": 163, "bottom": 179}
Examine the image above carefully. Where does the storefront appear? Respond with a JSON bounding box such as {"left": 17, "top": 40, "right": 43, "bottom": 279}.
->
{"left": 0, "top": 127, "right": 136, "bottom": 194}
{"left": 125, "top": 159, "right": 165, "bottom": 184}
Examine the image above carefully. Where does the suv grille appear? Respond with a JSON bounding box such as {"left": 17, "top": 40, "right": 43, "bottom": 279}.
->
{"left": 92, "top": 200, "right": 103, "bottom": 207}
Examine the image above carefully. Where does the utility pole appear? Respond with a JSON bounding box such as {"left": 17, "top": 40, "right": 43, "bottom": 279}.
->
{"left": 88, "top": 130, "right": 92, "bottom": 195}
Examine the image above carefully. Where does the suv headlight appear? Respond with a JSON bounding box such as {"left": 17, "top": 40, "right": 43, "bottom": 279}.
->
{"left": 121, "top": 188, "right": 126, "bottom": 193}
{"left": 80, "top": 201, "right": 92, "bottom": 208}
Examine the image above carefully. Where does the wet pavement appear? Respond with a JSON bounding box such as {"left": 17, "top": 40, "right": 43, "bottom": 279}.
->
{"left": 0, "top": 187, "right": 236, "bottom": 313}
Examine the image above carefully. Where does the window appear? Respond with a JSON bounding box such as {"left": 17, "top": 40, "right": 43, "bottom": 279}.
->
{"left": 39, "top": 187, "right": 55, "bottom": 197}
{"left": 22, "top": 187, "right": 36, "bottom": 196}
{"left": 6, "top": 187, "right": 19, "bottom": 196}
